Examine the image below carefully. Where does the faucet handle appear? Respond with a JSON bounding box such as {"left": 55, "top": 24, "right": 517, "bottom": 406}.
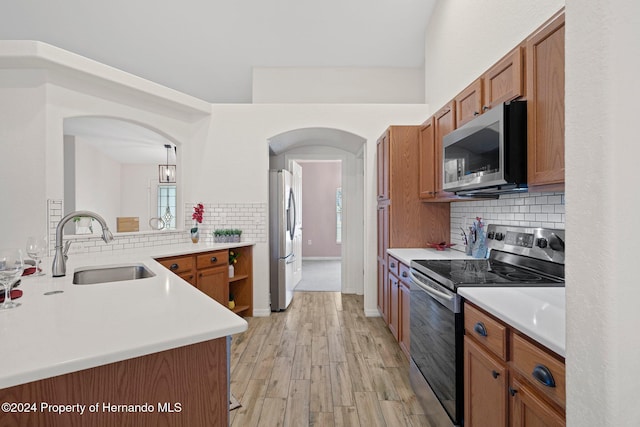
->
{"left": 63, "top": 240, "right": 72, "bottom": 257}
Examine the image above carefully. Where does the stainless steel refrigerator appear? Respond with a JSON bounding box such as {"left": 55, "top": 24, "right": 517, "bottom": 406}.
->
{"left": 269, "top": 169, "right": 298, "bottom": 311}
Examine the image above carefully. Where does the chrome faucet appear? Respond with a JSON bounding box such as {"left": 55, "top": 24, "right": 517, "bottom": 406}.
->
{"left": 52, "top": 210, "right": 114, "bottom": 277}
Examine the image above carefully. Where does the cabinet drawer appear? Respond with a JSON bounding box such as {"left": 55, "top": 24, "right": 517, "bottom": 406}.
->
{"left": 511, "top": 332, "right": 566, "bottom": 408}
{"left": 464, "top": 303, "right": 508, "bottom": 361}
{"left": 157, "top": 255, "right": 194, "bottom": 274}
{"left": 398, "top": 262, "right": 411, "bottom": 283}
{"left": 388, "top": 255, "right": 400, "bottom": 277}
{"left": 196, "top": 250, "right": 229, "bottom": 270}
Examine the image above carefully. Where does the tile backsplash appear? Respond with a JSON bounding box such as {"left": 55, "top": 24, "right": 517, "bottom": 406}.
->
{"left": 47, "top": 200, "right": 267, "bottom": 256}
{"left": 450, "top": 192, "right": 565, "bottom": 249}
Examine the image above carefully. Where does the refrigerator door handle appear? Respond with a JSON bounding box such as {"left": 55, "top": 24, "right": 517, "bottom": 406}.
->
{"left": 288, "top": 188, "right": 296, "bottom": 241}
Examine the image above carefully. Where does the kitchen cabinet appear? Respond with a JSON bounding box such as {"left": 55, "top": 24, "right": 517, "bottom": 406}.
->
{"left": 455, "top": 78, "right": 483, "bottom": 127}
{"left": 526, "top": 11, "right": 565, "bottom": 189}
{"left": 377, "top": 131, "right": 390, "bottom": 201}
{"left": 398, "top": 263, "right": 411, "bottom": 358}
{"left": 455, "top": 47, "right": 524, "bottom": 128}
{"left": 464, "top": 336, "right": 508, "bottom": 427}
{"left": 227, "top": 245, "right": 254, "bottom": 316}
{"left": 386, "top": 256, "right": 411, "bottom": 359}
{"left": 418, "top": 117, "right": 436, "bottom": 200}
{"left": 157, "top": 254, "right": 196, "bottom": 286}
{"left": 483, "top": 46, "right": 525, "bottom": 109}
{"left": 432, "top": 102, "right": 459, "bottom": 201}
{"left": 376, "top": 125, "right": 450, "bottom": 322}
{"left": 377, "top": 202, "right": 390, "bottom": 321}
{"left": 156, "top": 245, "right": 253, "bottom": 317}
{"left": 464, "top": 303, "right": 565, "bottom": 427}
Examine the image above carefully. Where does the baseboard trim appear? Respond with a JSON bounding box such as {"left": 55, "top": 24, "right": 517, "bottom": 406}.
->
{"left": 302, "top": 257, "right": 342, "bottom": 261}
{"left": 252, "top": 308, "right": 271, "bottom": 317}
{"left": 364, "top": 308, "right": 382, "bottom": 318}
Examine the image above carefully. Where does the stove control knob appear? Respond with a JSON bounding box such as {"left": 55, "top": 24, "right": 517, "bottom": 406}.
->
{"left": 536, "top": 238, "right": 548, "bottom": 248}
{"left": 487, "top": 231, "right": 495, "bottom": 239}
{"left": 549, "top": 234, "right": 565, "bottom": 251}
{"left": 495, "top": 232, "right": 504, "bottom": 241}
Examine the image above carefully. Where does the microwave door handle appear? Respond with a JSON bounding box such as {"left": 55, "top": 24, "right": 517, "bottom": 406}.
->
{"left": 409, "top": 271, "right": 454, "bottom": 302}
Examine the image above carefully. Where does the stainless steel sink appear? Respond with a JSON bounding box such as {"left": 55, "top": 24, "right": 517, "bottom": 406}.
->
{"left": 73, "top": 264, "right": 155, "bottom": 285}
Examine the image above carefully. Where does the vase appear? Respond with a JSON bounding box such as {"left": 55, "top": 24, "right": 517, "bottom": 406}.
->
{"left": 191, "top": 227, "right": 200, "bottom": 243}
{"left": 228, "top": 264, "right": 234, "bottom": 278}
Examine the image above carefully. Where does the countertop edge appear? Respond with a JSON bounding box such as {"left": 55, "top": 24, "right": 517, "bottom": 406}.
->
{"left": 459, "top": 288, "right": 565, "bottom": 357}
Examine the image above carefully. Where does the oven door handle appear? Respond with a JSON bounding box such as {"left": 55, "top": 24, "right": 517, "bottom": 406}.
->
{"left": 409, "top": 271, "right": 454, "bottom": 302}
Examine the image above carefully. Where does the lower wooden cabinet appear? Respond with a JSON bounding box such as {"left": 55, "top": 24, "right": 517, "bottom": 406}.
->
{"left": 464, "top": 303, "right": 565, "bottom": 427}
{"left": 464, "top": 336, "right": 508, "bottom": 427}
{"left": 510, "top": 375, "right": 565, "bottom": 427}
{"left": 385, "top": 256, "right": 410, "bottom": 359}
{"left": 156, "top": 245, "right": 253, "bottom": 317}
{"left": 197, "top": 264, "right": 228, "bottom": 306}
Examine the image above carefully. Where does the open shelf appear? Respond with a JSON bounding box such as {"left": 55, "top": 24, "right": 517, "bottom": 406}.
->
{"left": 231, "top": 305, "right": 250, "bottom": 315}
{"left": 229, "top": 274, "right": 249, "bottom": 284}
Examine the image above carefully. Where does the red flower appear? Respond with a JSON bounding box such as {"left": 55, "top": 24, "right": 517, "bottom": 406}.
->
{"left": 192, "top": 203, "right": 204, "bottom": 223}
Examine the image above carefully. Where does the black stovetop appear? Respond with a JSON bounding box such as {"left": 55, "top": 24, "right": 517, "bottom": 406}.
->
{"left": 411, "top": 256, "right": 564, "bottom": 291}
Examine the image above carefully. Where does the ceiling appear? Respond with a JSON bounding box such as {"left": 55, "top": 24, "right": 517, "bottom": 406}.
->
{"left": 0, "top": 0, "right": 436, "bottom": 103}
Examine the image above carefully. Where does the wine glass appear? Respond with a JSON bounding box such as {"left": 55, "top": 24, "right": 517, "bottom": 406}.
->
{"left": 0, "top": 248, "right": 24, "bottom": 310}
{"left": 26, "top": 236, "right": 47, "bottom": 276}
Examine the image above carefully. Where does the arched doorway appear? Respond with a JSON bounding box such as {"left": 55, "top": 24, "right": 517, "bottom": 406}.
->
{"left": 268, "top": 128, "right": 365, "bottom": 300}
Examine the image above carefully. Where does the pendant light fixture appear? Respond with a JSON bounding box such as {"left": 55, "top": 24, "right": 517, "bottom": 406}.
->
{"left": 159, "top": 144, "right": 176, "bottom": 183}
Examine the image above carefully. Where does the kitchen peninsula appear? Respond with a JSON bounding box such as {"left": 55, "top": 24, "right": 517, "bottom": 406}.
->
{"left": 0, "top": 242, "right": 252, "bottom": 426}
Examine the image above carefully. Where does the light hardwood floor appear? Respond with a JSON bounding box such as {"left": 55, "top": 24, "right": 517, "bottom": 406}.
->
{"left": 229, "top": 292, "right": 441, "bottom": 427}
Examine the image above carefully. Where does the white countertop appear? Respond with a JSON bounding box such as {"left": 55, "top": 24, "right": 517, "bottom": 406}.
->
{"left": 459, "top": 287, "right": 565, "bottom": 357}
{"left": 387, "top": 248, "right": 472, "bottom": 265}
{"left": 0, "top": 241, "right": 253, "bottom": 389}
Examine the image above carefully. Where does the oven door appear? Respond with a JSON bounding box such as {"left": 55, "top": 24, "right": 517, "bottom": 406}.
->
{"left": 409, "top": 269, "right": 464, "bottom": 426}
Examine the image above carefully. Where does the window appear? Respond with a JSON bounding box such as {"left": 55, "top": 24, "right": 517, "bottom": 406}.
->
{"left": 158, "top": 185, "right": 177, "bottom": 230}
{"left": 336, "top": 187, "right": 342, "bottom": 244}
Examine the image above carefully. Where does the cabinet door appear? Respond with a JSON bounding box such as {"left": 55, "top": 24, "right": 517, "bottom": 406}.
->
{"left": 434, "top": 101, "right": 457, "bottom": 199}
{"left": 455, "top": 78, "right": 483, "bottom": 127}
{"left": 388, "top": 273, "right": 399, "bottom": 340}
{"left": 197, "top": 266, "right": 229, "bottom": 306}
{"left": 179, "top": 271, "right": 196, "bottom": 286}
{"left": 377, "top": 131, "right": 390, "bottom": 200}
{"left": 510, "top": 376, "right": 565, "bottom": 427}
{"left": 526, "top": 12, "right": 565, "bottom": 188}
{"left": 483, "top": 46, "right": 524, "bottom": 109}
{"left": 377, "top": 259, "right": 387, "bottom": 320}
{"left": 398, "top": 278, "right": 411, "bottom": 358}
{"left": 377, "top": 202, "right": 390, "bottom": 321}
{"left": 464, "top": 336, "right": 508, "bottom": 427}
{"left": 418, "top": 117, "right": 436, "bottom": 199}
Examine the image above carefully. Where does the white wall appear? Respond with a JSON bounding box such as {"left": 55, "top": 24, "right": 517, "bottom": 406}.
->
{"left": 253, "top": 67, "right": 425, "bottom": 104}
{"left": 120, "top": 164, "right": 158, "bottom": 231}
{"left": 565, "top": 0, "right": 640, "bottom": 425}
{"left": 74, "top": 138, "right": 121, "bottom": 231}
{"left": 424, "top": 0, "right": 565, "bottom": 108}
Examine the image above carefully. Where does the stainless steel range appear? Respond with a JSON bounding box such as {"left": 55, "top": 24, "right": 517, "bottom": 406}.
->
{"left": 408, "top": 224, "right": 565, "bottom": 426}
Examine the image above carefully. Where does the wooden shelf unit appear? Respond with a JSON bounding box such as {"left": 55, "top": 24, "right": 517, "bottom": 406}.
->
{"left": 156, "top": 244, "right": 253, "bottom": 317}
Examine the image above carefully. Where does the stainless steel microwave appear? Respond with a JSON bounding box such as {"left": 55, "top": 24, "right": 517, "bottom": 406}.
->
{"left": 442, "top": 101, "right": 527, "bottom": 196}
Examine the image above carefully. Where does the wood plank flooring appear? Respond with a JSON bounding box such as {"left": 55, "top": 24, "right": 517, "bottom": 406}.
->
{"left": 229, "top": 292, "right": 440, "bottom": 427}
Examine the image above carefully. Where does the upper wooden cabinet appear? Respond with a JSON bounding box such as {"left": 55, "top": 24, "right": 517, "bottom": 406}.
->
{"left": 418, "top": 117, "right": 436, "bottom": 199}
{"left": 433, "top": 102, "right": 458, "bottom": 200}
{"left": 456, "top": 48, "right": 525, "bottom": 128}
{"left": 376, "top": 131, "right": 390, "bottom": 201}
{"left": 455, "top": 78, "right": 483, "bottom": 127}
{"left": 483, "top": 46, "right": 525, "bottom": 109}
{"left": 526, "top": 12, "right": 565, "bottom": 189}
{"left": 418, "top": 102, "right": 460, "bottom": 202}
